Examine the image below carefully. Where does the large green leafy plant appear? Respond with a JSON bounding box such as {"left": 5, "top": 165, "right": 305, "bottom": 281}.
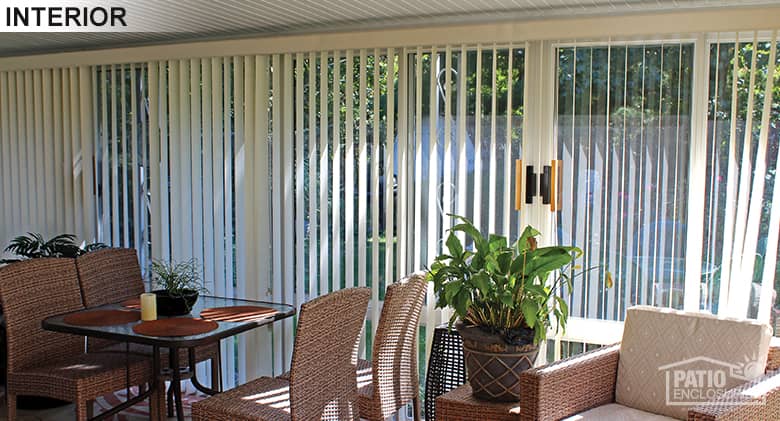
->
{"left": 1, "top": 233, "right": 107, "bottom": 264}
{"left": 428, "top": 215, "right": 583, "bottom": 345}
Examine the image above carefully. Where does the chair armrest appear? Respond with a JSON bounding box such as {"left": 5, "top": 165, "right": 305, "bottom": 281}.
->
{"left": 687, "top": 369, "right": 780, "bottom": 421}
{"left": 766, "top": 337, "right": 780, "bottom": 372}
{"left": 519, "top": 344, "right": 620, "bottom": 421}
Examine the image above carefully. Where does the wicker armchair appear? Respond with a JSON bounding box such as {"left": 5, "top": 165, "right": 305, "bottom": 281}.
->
{"left": 519, "top": 307, "right": 780, "bottom": 421}
{"left": 192, "top": 287, "right": 370, "bottom": 420}
{"left": 357, "top": 272, "right": 427, "bottom": 421}
{"left": 0, "top": 258, "right": 157, "bottom": 421}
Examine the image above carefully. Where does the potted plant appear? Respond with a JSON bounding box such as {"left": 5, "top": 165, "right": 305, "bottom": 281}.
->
{"left": 0, "top": 232, "right": 107, "bottom": 264}
{"left": 428, "top": 215, "right": 583, "bottom": 402}
{"left": 151, "top": 259, "right": 207, "bottom": 316}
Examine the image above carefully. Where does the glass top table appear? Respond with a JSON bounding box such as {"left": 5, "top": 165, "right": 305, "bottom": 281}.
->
{"left": 43, "top": 295, "right": 295, "bottom": 348}
{"left": 42, "top": 295, "right": 295, "bottom": 421}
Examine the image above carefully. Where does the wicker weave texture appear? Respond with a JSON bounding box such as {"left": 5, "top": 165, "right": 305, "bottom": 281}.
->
{"left": 424, "top": 325, "right": 466, "bottom": 421}
{"left": 358, "top": 273, "right": 427, "bottom": 421}
{"left": 192, "top": 287, "right": 370, "bottom": 421}
{"left": 0, "top": 258, "right": 156, "bottom": 421}
{"left": 75, "top": 248, "right": 145, "bottom": 307}
{"left": 436, "top": 384, "right": 520, "bottom": 421}
{"left": 767, "top": 337, "right": 780, "bottom": 372}
{"left": 519, "top": 344, "right": 620, "bottom": 421}
{"left": 0, "top": 258, "right": 86, "bottom": 372}
{"left": 688, "top": 369, "right": 780, "bottom": 421}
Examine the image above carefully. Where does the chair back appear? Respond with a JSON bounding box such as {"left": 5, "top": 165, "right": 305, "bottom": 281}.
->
{"left": 371, "top": 273, "right": 427, "bottom": 418}
{"left": 76, "top": 247, "right": 144, "bottom": 307}
{"left": 0, "top": 258, "right": 85, "bottom": 372}
{"left": 289, "top": 287, "right": 370, "bottom": 421}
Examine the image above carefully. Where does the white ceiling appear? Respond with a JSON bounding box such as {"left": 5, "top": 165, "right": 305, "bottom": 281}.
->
{"left": 1, "top": 0, "right": 778, "bottom": 57}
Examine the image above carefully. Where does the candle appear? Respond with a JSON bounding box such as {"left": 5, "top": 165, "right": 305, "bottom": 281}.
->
{"left": 140, "top": 293, "right": 157, "bottom": 321}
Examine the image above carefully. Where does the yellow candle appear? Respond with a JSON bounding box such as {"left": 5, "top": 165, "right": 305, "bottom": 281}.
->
{"left": 140, "top": 293, "right": 157, "bottom": 321}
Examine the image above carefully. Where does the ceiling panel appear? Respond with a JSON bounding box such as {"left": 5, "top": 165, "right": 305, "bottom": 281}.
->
{"left": 0, "top": 0, "right": 776, "bottom": 57}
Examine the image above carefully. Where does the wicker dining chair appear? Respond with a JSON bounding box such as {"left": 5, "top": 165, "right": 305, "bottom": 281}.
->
{"left": 192, "top": 287, "right": 371, "bottom": 421}
{"left": 356, "top": 272, "right": 427, "bottom": 421}
{"left": 0, "top": 258, "right": 158, "bottom": 421}
{"left": 75, "top": 247, "right": 223, "bottom": 415}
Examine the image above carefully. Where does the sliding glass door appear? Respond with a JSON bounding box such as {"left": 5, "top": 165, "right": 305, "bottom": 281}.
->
{"left": 555, "top": 42, "right": 695, "bottom": 323}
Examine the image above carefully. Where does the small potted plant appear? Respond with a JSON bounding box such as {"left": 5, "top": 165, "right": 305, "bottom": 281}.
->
{"left": 151, "top": 259, "right": 207, "bottom": 316}
{"left": 428, "top": 215, "right": 583, "bottom": 402}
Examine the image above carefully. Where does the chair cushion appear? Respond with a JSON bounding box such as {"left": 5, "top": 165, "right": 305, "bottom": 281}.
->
{"left": 615, "top": 306, "right": 772, "bottom": 419}
{"left": 192, "top": 376, "right": 291, "bottom": 421}
{"left": 563, "top": 403, "right": 677, "bottom": 421}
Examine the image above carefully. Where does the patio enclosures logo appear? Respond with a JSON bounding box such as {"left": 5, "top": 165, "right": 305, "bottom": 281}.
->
{"left": 0, "top": 1, "right": 155, "bottom": 32}
{"left": 660, "top": 356, "right": 766, "bottom": 407}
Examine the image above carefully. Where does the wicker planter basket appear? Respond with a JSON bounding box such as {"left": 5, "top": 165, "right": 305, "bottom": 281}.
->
{"left": 456, "top": 323, "right": 538, "bottom": 402}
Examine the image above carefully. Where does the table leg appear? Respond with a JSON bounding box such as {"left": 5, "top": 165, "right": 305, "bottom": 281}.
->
{"left": 189, "top": 348, "right": 221, "bottom": 396}
{"left": 169, "top": 347, "right": 184, "bottom": 421}
{"left": 150, "top": 345, "right": 162, "bottom": 421}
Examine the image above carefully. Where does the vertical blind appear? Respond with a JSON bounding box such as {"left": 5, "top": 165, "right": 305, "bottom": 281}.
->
{"left": 555, "top": 42, "right": 695, "bottom": 322}
{"left": 1, "top": 33, "right": 779, "bottom": 393}
{"left": 0, "top": 67, "right": 96, "bottom": 247}
{"left": 702, "top": 32, "right": 780, "bottom": 322}
{"left": 90, "top": 45, "right": 527, "bottom": 385}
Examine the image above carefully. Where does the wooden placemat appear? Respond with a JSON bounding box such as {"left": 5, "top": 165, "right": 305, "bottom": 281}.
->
{"left": 132, "top": 318, "right": 218, "bottom": 337}
{"left": 120, "top": 298, "right": 141, "bottom": 309}
{"left": 200, "top": 305, "right": 277, "bottom": 322}
{"left": 64, "top": 309, "right": 141, "bottom": 326}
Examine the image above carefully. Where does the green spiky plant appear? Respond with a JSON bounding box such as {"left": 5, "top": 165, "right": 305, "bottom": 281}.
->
{"left": 427, "top": 215, "right": 584, "bottom": 345}
{"left": 151, "top": 259, "right": 208, "bottom": 297}
{"left": 0, "top": 233, "right": 107, "bottom": 264}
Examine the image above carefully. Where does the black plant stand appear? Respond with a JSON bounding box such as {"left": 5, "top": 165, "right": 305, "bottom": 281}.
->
{"left": 424, "top": 325, "right": 466, "bottom": 421}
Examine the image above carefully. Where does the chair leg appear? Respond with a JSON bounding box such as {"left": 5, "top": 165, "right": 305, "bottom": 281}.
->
{"left": 211, "top": 351, "right": 222, "bottom": 392}
{"left": 166, "top": 383, "right": 174, "bottom": 418}
{"left": 86, "top": 400, "right": 94, "bottom": 419}
{"left": 412, "top": 396, "right": 421, "bottom": 421}
{"left": 76, "top": 401, "right": 89, "bottom": 421}
{"left": 6, "top": 392, "right": 16, "bottom": 421}
{"left": 149, "top": 380, "right": 166, "bottom": 421}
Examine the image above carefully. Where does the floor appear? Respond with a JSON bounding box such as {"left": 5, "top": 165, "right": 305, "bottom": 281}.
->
{"left": 0, "top": 387, "right": 206, "bottom": 421}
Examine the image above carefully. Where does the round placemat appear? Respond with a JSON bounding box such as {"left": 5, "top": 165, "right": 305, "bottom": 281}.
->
{"left": 132, "top": 318, "right": 218, "bottom": 337}
{"left": 63, "top": 309, "right": 141, "bottom": 326}
{"left": 200, "top": 305, "right": 277, "bottom": 322}
{"left": 120, "top": 298, "right": 141, "bottom": 309}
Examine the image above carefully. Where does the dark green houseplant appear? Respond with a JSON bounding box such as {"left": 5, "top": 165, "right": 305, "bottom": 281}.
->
{"left": 0, "top": 233, "right": 107, "bottom": 264}
{"left": 428, "top": 215, "right": 582, "bottom": 401}
{"left": 151, "top": 259, "right": 207, "bottom": 316}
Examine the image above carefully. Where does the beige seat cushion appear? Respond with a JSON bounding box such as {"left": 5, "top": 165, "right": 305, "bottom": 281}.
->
{"left": 563, "top": 403, "right": 677, "bottom": 421}
{"left": 615, "top": 306, "right": 772, "bottom": 419}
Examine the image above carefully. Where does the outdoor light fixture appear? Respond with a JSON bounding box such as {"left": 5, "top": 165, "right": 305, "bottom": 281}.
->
{"left": 514, "top": 160, "right": 562, "bottom": 212}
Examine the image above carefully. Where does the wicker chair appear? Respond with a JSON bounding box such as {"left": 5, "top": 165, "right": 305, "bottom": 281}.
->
{"left": 0, "top": 258, "right": 158, "bottom": 421}
{"left": 75, "top": 247, "right": 223, "bottom": 417}
{"left": 357, "top": 273, "right": 427, "bottom": 421}
{"left": 519, "top": 306, "right": 780, "bottom": 421}
{"left": 192, "top": 287, "right": 370, "bottom": 421}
